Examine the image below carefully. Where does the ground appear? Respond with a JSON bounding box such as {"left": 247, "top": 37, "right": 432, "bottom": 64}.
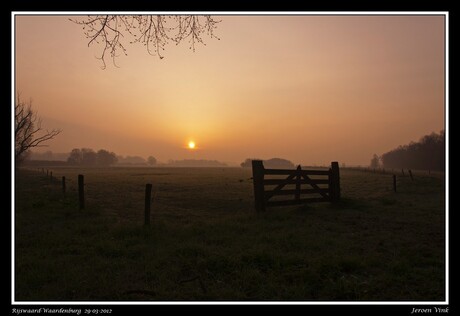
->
{"left": 14, "top": 167, "right": 445, "bottom": 301}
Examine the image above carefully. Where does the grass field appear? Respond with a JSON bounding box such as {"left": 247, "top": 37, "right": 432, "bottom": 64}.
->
{"left": 14, "top": 166, "right": 446, "bottom": 301}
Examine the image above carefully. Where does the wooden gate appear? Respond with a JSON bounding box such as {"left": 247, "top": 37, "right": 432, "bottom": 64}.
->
{"left": 252, "top": 160, "right": 340, "bottom": 212}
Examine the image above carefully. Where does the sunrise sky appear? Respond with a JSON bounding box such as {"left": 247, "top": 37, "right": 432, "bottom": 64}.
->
{"left": 14, "top": 13, "right": 446, "bottom": 166}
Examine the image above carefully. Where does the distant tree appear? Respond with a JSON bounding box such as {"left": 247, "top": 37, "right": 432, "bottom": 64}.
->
{"left": 370, "top": 154, "right": 380, "bottom": 169}
{"left": 67, "top": 148, "right": 82, "bottom": 165}
{"left": 240, "top": 158, "right": 294, "bottom": 169}
{"left": 15, "top": 95, "right": 61, "bottom": 164}
{"left": 97, "top": 149, "right": 117, "bottom": 166}
{"left": 381, "top": 130, "right": 445, "bottom": 171}
{"left": 30, "top": 150, "right": 69, "bottom": 161}
{"left": 71, "top": 15, "right": 221, "bottom": 69}
{"left": 147, "top": 156, "right": 157, "bottom": 166}
{"left": 264, "top": 158, "right": 295, "bottom": 169}
{"left": 240, "top": 158, "right": 254, "bottom": 168}
{"left": 81, "top": 148, "right": 97, "bottom": 165}
{"left": 68, "top": 148, "right": 118, "bottom": 166}
{"left": 117, "top": 155, "right": 147, "bottom": 165}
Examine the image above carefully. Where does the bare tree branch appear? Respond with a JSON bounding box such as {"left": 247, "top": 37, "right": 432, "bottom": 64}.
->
{"left": 15, "top": 94, "right": 61, "bottom": 164}
{"left": 70, "top": 15, "right": 221, "bottom": 69}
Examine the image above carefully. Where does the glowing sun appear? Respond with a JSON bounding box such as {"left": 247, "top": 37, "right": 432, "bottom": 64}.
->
{"left": 188, "top": 141, "right": 196, "bottom": 149}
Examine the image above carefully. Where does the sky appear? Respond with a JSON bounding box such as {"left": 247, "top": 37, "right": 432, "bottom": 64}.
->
{"left": 14, "top": 14, "right": 446, "bottom": 166}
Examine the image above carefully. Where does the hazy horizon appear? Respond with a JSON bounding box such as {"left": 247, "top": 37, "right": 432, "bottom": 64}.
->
{"left": 15, "top": 14, "right": 445, "bottom": 167}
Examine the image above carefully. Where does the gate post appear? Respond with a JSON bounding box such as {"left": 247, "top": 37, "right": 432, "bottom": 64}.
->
{"left": 330, "top": 161, "right": 340, "bottom": 202}
{"left": 295, "top": 165, "right": 301, "bottom": 202}
{"left": 252, "top": 160, "right": 265, "bottom": 212}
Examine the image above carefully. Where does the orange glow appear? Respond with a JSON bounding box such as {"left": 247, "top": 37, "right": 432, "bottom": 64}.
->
{"left": 14, "top": 15, "right": 445, "bottom": 166}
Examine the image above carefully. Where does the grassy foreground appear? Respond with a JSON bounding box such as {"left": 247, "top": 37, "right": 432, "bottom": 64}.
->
{"left": 14, "top": 167, "right": 445, "bottom": 301}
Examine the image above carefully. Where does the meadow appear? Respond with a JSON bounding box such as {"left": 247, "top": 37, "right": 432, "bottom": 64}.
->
{"left": 14, "top": 166, "right": 446, "bottom": 301}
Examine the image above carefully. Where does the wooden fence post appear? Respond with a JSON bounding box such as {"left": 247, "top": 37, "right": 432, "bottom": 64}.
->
{"left": 50, "top": 171, "right": 53, "bottom": 183}
{"left": 401, "top": 169, "right": 405, "bottom": 176}
{"left": 393, "top": 174, "right": 397, "bottom": 192}
{"left": 330, "top": 161, "right": 340, "bottom": 202}
{"left": 78, "top": 174, "right": 84, "bottom": 210}
{"left": 62, "top": 176, "right": 66, "bottom": 195}
{"left": 252, "top": 160, "right": 265, "bottom": 212}
{"left": 145, "top": 183, "right": 152, "bottom": 225}
{"left": 328, "top": 167, "right": 335, "bottom": 201}
{"left": 295, "top": 165, "right": 301, "bottom": 202}
{"left": 408, "top": 169, "right": 413, "bottom": 181}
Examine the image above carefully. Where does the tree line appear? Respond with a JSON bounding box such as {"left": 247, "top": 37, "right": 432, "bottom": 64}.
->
{"left": 67, "top": 148, "right": 118, "bottom": 166}
{"left": 67, "top": 148, "right": 158, "bottom": 166}
{"left": 378, "top": 130, "right": 445, "bottom": 171}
